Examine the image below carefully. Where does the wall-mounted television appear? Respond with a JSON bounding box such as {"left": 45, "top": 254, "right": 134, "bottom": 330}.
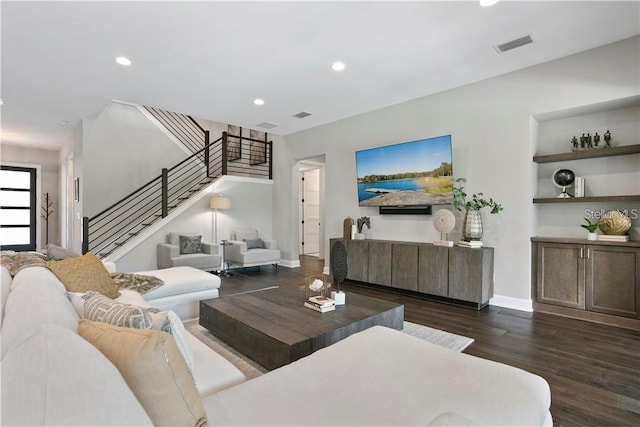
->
{"left": 355, "top": 135, "right": 453, "bottom": 208}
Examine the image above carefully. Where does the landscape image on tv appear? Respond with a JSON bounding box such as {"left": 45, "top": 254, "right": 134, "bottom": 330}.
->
{"left": 355, "top": 135, "right": 453, "bottom": 207}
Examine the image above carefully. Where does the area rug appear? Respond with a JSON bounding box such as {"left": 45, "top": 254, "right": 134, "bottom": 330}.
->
{"left": 185, "top": 320, "right": 474, "bottom": 380}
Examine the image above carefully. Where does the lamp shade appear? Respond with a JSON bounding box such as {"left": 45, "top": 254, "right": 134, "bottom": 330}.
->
{"left": 210, "top": 195, "right": 231, "bottom": 210}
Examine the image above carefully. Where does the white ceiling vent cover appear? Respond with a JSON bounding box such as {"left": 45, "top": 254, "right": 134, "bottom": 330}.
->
{"left": 494, "top": 35, "right": 534, "bottom": 53}
{"left": 256, "top": 121, "right": 278, "bottom": 129}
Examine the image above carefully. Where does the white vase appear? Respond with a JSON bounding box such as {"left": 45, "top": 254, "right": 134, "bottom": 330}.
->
{"left": 354, "top": 233, "right": 365, "bottom": 240}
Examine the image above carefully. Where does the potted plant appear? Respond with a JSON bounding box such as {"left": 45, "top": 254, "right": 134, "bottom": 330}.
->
{"left": 580, "top": 218, "right": 598, "bottom": 241}
{"left": 452, "top": 178, "right": 503, "bottom": 241}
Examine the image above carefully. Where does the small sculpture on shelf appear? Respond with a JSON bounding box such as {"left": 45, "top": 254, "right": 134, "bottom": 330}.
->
{"left": 604, "top": 130, "right": 612, "bottom": 147}
{"left": 570, "top": 130, "right": 613, "bottom": 152}
{"left": 570, "top": 136, "right": 579, "bottom": 152}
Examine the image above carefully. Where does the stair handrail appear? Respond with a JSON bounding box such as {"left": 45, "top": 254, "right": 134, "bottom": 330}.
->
{"left": 82, "top": 131, "right": 273, "bottom": 256}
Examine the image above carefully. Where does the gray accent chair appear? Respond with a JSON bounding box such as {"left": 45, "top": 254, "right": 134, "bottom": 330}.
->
{"left": 225, "top": 229, "right": 280, "bottom": 269}
{"left": 157, "top": 232, "right": 221, "bottom": 271}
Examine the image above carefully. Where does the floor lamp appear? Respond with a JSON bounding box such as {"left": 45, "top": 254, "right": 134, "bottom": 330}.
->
{"left": 210, "top": 195, "right": 231, "bottom": 276}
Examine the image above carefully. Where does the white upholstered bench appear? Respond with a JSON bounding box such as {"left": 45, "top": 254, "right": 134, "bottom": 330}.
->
{"left": 133, "top": 266, "right": 221, "bottom": 320}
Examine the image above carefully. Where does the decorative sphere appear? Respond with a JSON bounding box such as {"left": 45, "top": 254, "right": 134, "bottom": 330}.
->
{"left": 598, "top": 210, "right": 632, "bottom": 235}
{"left": 552, "top": 169, "right": 575, "bottom": 188}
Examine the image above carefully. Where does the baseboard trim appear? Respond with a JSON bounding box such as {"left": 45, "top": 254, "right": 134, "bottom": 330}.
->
{"left": 322, "top": 266, "right": 330, "bottom": 275}
{"left": 279, "top": 259, "right": 301, "bottom": 268}
{"left": 490, "top": 295, "right": 533, "bottom": 312}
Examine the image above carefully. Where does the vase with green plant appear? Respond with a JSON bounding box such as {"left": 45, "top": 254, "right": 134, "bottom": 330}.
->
{"left": 580, "top": 218, "right": 598, "bottom": 241}
{"left": 452, "top": 178, "right": 503, "bottom": 241}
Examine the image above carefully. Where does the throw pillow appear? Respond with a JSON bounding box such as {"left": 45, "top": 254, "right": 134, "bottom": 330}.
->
{"left": 147, "top": 308, "right": 194, "bottom": 373}
{"left": 179, "top": 235, "right": 202, "bottom": 255}
{"left": 110, "top": 272, "right": 164, "bottom": 295}
{"left": 243, "top": 238, "right": 264, "bottom": 249}
{"left": 46, "top": 244, "right": 81, "bottom": 261}
{"left": 47, "top": 252, "right": 121, "bottom": 299}
{"left": 78, "top": 320, "right": 207, "bottom": 427}
{"left": 83, "top": 292, "right": 152, "bottom": 329}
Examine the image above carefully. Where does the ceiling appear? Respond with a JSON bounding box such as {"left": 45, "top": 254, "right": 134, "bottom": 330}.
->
{"left": 2, "top": 1, "right": 639, "bottom": 151}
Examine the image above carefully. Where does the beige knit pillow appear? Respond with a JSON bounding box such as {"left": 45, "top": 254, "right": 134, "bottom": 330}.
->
{"left": 78, "top": 320, "right": 207, "bottom": 427}
{"left": 47, "top": 252, "right": 120, "bottom": 299}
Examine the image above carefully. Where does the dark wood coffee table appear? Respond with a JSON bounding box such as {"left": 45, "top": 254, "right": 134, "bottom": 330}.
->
{"left": 199, "top": 286, "right": 404, "bottom": 370}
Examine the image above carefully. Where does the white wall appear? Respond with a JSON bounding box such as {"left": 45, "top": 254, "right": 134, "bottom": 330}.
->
{"left": 82, "top": 102, "right": 186, "bottom": 217}
{"left": 0, "top": 144, "right": 60, "bottom": 250}
{"left": 274, "top": 36, "right": 640, "bottom": 305}
{"left": 111, "top": 177, "right": 274, "bottom": 272}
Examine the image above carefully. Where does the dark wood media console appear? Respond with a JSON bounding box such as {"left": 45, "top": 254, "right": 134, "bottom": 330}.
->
{"left": 330, "top": 238, "right": 494, "bottom": 309}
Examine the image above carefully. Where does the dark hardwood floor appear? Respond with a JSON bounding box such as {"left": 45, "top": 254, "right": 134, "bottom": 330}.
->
{"left": 220, "top": 256, "right": 640, "bottom": 427}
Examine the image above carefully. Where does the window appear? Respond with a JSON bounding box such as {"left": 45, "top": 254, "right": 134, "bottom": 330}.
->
{"left": 0, "top": 165, "right": 37, "bottom": 251}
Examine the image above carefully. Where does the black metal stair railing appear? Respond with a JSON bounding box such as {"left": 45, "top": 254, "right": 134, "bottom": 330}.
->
{"left": 144, "top": 106, "right": 208, "bottom": 156}
{"left": 82, "top": 132, "right": 273, "bottom": 257}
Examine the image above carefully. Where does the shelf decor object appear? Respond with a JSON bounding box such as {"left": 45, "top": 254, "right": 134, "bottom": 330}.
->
{"left": 433, "top": 209, "right": 455, "bottom": 247}
{"left": 452, "top": 177, "right": 503, "bottom": 242}
{"left": 580, "top": 218, "right": 599, "bottom": 241}
{"left": 598, "top": 210, "right": 632, "bottom": 236}
{"left": 552, "top": 168, "right": 575, "bottom": 198}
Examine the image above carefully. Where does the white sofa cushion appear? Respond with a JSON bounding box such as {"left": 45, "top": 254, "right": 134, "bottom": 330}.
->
{"left": 1, "top": 325, "right": 152, "bottom": 426}
{"left": 2, "top": 267, "right": 79, "bottom": 358}
{"left": 188, "top": 332, "right": 247, "bottom": 397}
{"left": 202, "top": 326, "right": 551, "bottom": 426}
{"left": 137, "top": 266, "right": 221, "bottom": 300}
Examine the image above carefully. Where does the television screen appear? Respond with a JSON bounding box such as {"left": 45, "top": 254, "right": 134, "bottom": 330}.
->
{"left": 355, "top": 135, "right": 453, "bottom": 207}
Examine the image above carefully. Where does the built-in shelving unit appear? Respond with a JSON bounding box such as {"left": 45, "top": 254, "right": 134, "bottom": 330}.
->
{"left": 533, "top": 143, "right": 640, "bottom": 163}
{"left": 533, "top": 144, "right": 640, "bottom": 203}
{"left": 533, "top": 195, "right": 640, "bottom": 204}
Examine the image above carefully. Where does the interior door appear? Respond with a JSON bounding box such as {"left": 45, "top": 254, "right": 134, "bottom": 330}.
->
{"left": 301, "top": 169, "right": 320, "bottom": 255}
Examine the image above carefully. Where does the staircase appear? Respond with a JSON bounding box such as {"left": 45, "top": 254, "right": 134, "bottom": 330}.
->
{"left": 82, "top": 110, "right": 273, "bottom": 258}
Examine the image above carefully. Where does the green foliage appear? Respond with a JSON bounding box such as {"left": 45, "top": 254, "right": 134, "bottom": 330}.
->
{"left": 580, "top": 218, "right": 598, "bottom": 233}
{"left": 358, "top": 162, "right": 452, "bottom": 183}
{"left": 452, "top": 177, "right": 503, "bottom": 214}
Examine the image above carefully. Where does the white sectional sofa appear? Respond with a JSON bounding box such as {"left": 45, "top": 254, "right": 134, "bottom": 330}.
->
{"left": 1, "top": 262, "right": 553, "bottom": 426}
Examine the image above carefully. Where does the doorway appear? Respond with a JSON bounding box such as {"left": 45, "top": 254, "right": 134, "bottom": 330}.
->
{"left": 300, "top": 168, "right": 320, "bottom": 256}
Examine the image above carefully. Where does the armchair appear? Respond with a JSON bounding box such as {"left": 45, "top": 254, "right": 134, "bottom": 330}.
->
{"left": 157, "top": 232, "right": 221, "bottom": 271}
{"left": 225, "top": 230, "right": 280, "bottom": 269}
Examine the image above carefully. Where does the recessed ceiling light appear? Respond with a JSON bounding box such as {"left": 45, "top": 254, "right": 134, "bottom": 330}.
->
{"left": 480, "top": 0, "right": 499, "bottom": 6}
{"left": 254, "top": 99, "right": 265, "bottom": 106}
{"left": 331, "top": 61, "right": 346, "bottom": 72}
{"left": 0, "top": 98, "right": 4, "bottom": 106}
{"left": 115, "top": 56, "right": 132, "bottom": 66}
{"left": 57, "top": 120, "right": 68, "bottom": 126}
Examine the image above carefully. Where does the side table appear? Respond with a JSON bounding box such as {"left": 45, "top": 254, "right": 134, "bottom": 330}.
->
{"left": 215, "top": 240, "right": 233, "bottom": 277}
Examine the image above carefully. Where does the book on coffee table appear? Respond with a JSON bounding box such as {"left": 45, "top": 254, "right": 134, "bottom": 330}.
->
{"left": 307, "top": 296, "right": 335, "bottom": 307}
{"left": 304, "top": 301, "right": 336, "bottom": 313}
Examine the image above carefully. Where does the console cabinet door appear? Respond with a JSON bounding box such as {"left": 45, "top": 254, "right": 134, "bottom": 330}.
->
{"left": 368, "top": 241, "right": 392, "bottom": 286}
{"left": 586, "top": 245, "right": 640, "bottom": 318}
{"left": 448, "top": 246, "right": 493, "bottom": 304}
{"left": 535, "top": 242, "right": 585, "bottom": 309}
{"left": 345, "top": 239, "right": 368, "bottom": 282}
{"left": 418, "top": 245, "right": 448, "bottom": 297}
{"left": 392, "top": 243, "right": 418, "bottom": 291}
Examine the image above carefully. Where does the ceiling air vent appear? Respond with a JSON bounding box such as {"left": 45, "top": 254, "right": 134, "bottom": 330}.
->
{"left": 494, "top": 34, "right": 534, "bottom": 53}
{"left": 293, "top": 111, "right": 312, "bottom": 119}
{"left": 256, "top": 121, "right": 278, "bottom": 129}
